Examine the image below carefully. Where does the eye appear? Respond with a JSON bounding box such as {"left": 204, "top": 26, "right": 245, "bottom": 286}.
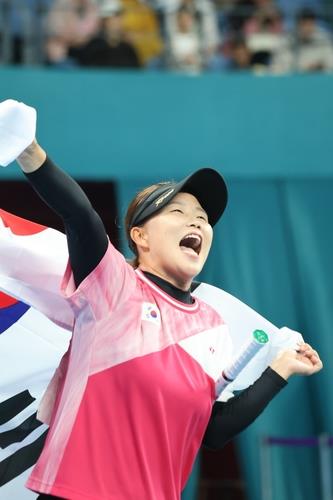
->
{"left": 198, "top": 215, "right": 208, "bottom": 222}
{"left": 171, "top": 209, "right": 184, "bottom": 214}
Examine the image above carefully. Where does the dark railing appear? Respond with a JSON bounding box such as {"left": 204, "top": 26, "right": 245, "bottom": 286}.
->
{"left": 260, "top": 434, "right": 333, "bottom": 500}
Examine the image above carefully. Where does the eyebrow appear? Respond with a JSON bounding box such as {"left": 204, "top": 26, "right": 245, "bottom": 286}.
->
{"left": 168, "top": 200, "right": 208, "bottom": 216}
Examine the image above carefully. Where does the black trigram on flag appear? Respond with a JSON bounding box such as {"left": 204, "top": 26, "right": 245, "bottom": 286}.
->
{"left": 0, "top": 390, "right": 48, "bottom": 486}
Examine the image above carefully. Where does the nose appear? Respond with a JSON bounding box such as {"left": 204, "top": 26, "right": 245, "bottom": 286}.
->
{"left": 187, "top": 221, "right": 201, "bottom": 229}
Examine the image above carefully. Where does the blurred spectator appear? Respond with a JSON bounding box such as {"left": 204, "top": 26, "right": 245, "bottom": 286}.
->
{"left": 164, "top": 0, "right": 220, "bottom": 69}
{"left": 45, "top": 0, "right": 100, "bottom": 66}
{"left": 47, "top": 0, "right": 99, "bottom": 46}
{"left": 276, "top": 0, "right": 325, "bottom": 30}
{"left": 272, "top": 7, "right": 333, "bottom": 73}
{"left": 68, "top": 0, "right": 141, "bottom": 68}
{"left": 245, "top": 3, "right": 285, "bottom": 69}
{"left": 224, "top": 0, "right": 256, "bottom": 35}
{"left": 3, "top": 0, "right": 333, "bottom": 74}
{"left": 0, "top": 0, "right": 52, "bottom": 64}
{"left": 225, "top": 36, "right": 252, "bottom": 69}
{"left": 167, "top": 5, "right": 203, "bottom": 72}
{"left": 119, "top": 0, "right": 164, "bottom": 66}
{"left": 218, "top": 0, "right": 281, "bottom": 71}
{"left": 243, "top": 0, "right": 282, "bottom": 34}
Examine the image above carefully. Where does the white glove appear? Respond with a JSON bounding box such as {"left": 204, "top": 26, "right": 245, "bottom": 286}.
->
{"left": 0, "top": 99, "right": 37, "bottom": 167}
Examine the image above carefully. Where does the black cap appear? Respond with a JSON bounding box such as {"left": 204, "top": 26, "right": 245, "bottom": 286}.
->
{"left": 129, "top": 168, "right": 228, "bottom": 229}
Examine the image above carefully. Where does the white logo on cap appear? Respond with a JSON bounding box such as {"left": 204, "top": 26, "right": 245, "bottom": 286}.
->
{"left": 155, "top": 188, "right": 175, "bottom": 207}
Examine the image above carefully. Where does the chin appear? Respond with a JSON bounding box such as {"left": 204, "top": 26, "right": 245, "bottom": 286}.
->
{"left": 180, "top": 261, "right": 204, "bottom": 281}
{"left": 166, "top": 253, "right": 206, "bottom": 285}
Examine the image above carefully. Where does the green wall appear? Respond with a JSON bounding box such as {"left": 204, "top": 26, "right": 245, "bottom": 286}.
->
{"left": 1, "top": 67, "right": 333, "bottom": 180}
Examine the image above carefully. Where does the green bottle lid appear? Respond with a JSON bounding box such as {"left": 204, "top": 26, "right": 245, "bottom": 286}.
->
{"left": 253, "top": 329, "right": 269, "bottom": 344}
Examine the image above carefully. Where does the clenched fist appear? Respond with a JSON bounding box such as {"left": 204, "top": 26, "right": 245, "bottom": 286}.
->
{"left": 270, "top": 342, "right": 323, "bottom": 380}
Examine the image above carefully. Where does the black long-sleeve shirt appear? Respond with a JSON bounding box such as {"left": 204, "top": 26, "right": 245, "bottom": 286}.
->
{"left": 25, "top": 157, "right": 287, "bottom": 450}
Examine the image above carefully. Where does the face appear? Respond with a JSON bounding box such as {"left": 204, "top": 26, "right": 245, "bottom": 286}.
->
{"left": 131, "top": 192, "right": 213, "bottom": 290}
{"left": 177, "top": 11, "right": 194, "bottom": 32}
{"left": 233, "top": 44, "right": 251, "bottom": 67}
{"left": 298, "top": 19, "right": 315, "bottom": 40}
{"left": 104, "top": 13, "right": 123, "bottom": 36}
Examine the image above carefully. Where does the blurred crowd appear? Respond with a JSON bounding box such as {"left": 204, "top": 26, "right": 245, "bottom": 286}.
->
{"left": 0, "top": 0, "right": 333, "bottom": 74}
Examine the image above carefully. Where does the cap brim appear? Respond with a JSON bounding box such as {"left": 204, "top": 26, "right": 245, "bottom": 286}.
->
{"left": 130, "top": 168, "right": 228, "bottom": 229}
{"left": 176, "top": 168, "right": 228, "bottom": 226}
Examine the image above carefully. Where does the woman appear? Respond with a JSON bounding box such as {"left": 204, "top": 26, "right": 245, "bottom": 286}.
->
{"left": 4, "top": 106, "right": 322, "bottom": 500}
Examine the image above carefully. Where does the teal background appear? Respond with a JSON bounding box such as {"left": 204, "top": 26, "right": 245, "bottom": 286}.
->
{"left": 1, "top": 68, "right": 332, "bottom": 500}
{"left": 1, "top": 67, "right": 333, "bottom": 179}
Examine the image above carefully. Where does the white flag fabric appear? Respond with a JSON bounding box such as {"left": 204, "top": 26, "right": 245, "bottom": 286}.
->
{"left": 193, "top": 284, "right": 302, "bottom": 395}
{"left": 0, "top": 209, "right": 302, "bottom": 498}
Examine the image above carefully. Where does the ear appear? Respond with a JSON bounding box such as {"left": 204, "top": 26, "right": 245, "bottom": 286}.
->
{"left": 130, "top": 226, "right": 149, "bottom": 251}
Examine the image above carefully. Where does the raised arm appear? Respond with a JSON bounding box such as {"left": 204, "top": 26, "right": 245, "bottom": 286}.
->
{"left": 204, "top": 343, "right": 323, "bottom": 449}
{"left": 17, "top": 140, "right": 108, "bottom": 287}
{"left": 203, "top": 367, "right": 285, "bottom": 449}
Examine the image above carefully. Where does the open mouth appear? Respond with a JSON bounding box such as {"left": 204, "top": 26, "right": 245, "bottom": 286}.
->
{"left": 179, "top": 233, "right": 202, "bottom": 256}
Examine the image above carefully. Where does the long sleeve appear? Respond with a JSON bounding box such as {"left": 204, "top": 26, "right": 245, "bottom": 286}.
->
{"left": 203, "top": 367, "right": 287, "bottom": 449}
{"left": 24, "top": 156, "right": 108, "bottom": 287}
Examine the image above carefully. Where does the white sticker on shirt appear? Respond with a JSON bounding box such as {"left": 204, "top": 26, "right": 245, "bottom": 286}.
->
{"left": 141, "top": 302, "right": 161, "bottom": 325}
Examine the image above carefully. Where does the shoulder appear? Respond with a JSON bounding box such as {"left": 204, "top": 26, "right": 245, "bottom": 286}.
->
{"left": 192, "top": 281, "right": 230, "bottom": 310}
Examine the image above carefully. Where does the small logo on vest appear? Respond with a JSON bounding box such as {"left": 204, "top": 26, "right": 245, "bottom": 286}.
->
{"left": 141, "top": 303, "right": 161, "bottom": 325}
